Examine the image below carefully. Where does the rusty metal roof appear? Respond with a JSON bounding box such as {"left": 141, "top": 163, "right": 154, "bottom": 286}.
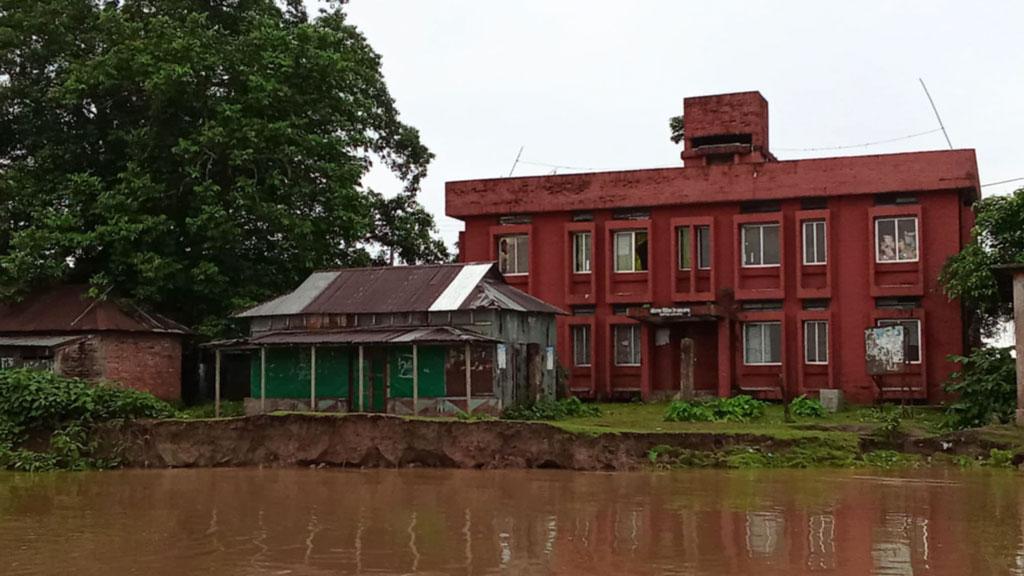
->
{"left": 246, "top": 326, "right": 499, "bottom": 346}
{"left": 238, "top": 262, "right": 564, "bottom": 317}
{"left": 0, "top": 285, "right": 189, "bottom": 334}
{"left": 0, "top": 335, "right": 88, "bottom": 348}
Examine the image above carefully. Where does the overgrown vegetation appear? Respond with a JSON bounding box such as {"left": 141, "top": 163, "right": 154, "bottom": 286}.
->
{"left": 664, "top": 395, "right": 767, "bottom": 423}
{"left": 502, "top": 397, "right": 601, "bottom": 421}
{"left": 0, "top": 370, "right": 175, "bottom": 471}
{"left": 174, "top": 401, "right": 246, "bottom": 419}
{"left": 943, "top": 346, "right": 1016, "bottom": 429}
{"left": 789, "top": 395, "right": 826, "bottom": 418}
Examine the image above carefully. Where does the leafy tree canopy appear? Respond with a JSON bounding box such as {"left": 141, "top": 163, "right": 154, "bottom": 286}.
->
{"left": 0, "top": 0, "right": 448, "bottom": 336}
{"left": 940, "top": 187, "right": 1024, "bottom": 336}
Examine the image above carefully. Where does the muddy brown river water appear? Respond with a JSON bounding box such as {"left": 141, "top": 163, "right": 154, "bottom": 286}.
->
{"left": 0, "top": 468, "right": 1022, "bottom": 575}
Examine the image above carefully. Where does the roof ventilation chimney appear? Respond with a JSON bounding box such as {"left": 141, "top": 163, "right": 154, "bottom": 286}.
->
{"left": 681, "top": 91, "right": 774, "bottom": 167}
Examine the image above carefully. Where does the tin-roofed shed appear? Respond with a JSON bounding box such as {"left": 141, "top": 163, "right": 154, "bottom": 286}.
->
{"left": 212, "top": 263, "right": 565, "bottom": 416}
{"left": 0, "top": 285, "right": 189, "bottom": 400}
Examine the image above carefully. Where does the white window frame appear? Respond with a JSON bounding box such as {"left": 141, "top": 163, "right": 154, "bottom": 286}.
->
{"left": 572, "top": 324, "right": 591, "bottom": 367}
{"left": 613, "top": 230, "right": 648, "bottom": 273}
{"left": 874, "top": 217, "right": 919, "bottom": 264}
{"left": 742, "top": 321, "right": 782, "bottom": 366}
{"left": 803, "top": 320, "right": 829, "bottom": 365}
{"left": 613, "top": 324, "right": 642, "bottom": 366}
{"left": 802, "top": 220, "right": 827, "bottom": 265}
{"left": 697, "top": 225, "right": 712, "bottom": 270}
{"left": 572, "top": 232, "right": 592, "bottom": 274}
{"left": 741, "top": 223, "right": 781, "bottom": 268}
{"left": 877, "top": 319, "right": 922, "bottom": 364}
{"left": 497, "top": 234, "right": 529, "bottom": 276}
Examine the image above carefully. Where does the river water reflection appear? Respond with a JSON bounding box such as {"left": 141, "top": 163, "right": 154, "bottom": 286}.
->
{"left": 1, "top": 468, "right": 1022, "bottom": 575}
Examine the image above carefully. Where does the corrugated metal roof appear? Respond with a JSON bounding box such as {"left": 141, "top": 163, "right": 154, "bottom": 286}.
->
{"left": 236, "top": 262, "right": 565, "bottom": 317}
{"left": 0, "top": 286, "right": 189, "bottom": 334}
{"left": 0, "top": 335, "right": 87, "bottom": 348}
{"left": 247, "top": 326, "right": 498, "bottom": 346}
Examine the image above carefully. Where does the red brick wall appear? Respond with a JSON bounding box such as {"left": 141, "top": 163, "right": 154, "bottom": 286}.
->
{"left": 96, "top": 333, "right": 182, "bottom": 401}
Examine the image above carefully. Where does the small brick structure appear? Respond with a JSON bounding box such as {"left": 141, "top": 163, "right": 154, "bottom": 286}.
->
{"left": 0, "top": 286, "right": 188, "bottom": 401}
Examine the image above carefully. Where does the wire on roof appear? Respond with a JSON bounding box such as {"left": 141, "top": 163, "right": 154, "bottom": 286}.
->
{"left": 981, "top": 176, "right": 1024, "bottom": 188}
{"left": 774, "top": 128, "right": 944, "bottom": 152}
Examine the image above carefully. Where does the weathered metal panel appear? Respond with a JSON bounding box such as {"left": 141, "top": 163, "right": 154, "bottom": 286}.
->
{"left": 237, "top": 271, "right": 340, "bottom": 317}
{"left": 305, "top": 265, "right": 463, "bottom": 314}
{"left": 864, "top": 326, "right": 907, "bottom": 375}
{"left": 248, "top": 326, "right": 498, "bottom": 346}
{"left": 429, "top": 263, "right": 492, "bottom": 311}
{"left": 387, "top": 346, "right": 446, "bottom": 398}
{"left": 0, "top": 335, "right": 84, "bottom": 347}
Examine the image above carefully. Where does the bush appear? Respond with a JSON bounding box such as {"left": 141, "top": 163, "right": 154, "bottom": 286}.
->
{"left": 664, "top": 395, "right": 767, "bottom": 423}
{"left": 943, "top": 346, "right": 1016, "bottom": 429}
{"left": 0, "top": 369, "right": 175, "bottom": 471}
{"left": 502, "top": 397, "right": 600, "bottom": 421}
{"left": 789, "top": 395, "right": 826, "bottom": 418}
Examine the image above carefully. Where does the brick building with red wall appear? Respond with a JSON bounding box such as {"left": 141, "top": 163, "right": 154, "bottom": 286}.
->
{"left": 447, "top": 92, "right": 980, "bottom": 404}
{"left": 0, "top": 285, "right": 188, "bottom": 400}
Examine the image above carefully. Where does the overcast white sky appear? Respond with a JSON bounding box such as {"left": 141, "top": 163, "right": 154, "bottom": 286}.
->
{"left": 320, "top": 1, "right": 1024, "bottom": 249}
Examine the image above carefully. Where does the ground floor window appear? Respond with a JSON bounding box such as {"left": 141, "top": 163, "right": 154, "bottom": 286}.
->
{"left": 804, "top": 320, "right": 829, "bottom": 364}
{"left": 572, "top": 325, "right": 591, "bottom": 367}
{"left": 877, "top": 319, "right": 921, "bottom": 363}
{"left": 614, "top": 324, "right": 641, "bottom": 366}
{"left": 743, "top": 321, "right": 781, "bottom": 365}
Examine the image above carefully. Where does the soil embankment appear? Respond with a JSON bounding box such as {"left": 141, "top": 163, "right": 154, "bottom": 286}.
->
{"left": 97, "top": 413, "right": 1021, "bottom": 471}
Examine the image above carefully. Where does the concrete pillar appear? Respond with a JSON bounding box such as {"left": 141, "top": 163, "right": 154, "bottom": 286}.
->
{"left": 1014, "top": 272, "right": 1024, "bottom": 426}
{"left": 465, "top": 343, "right": 472, "bottom": 414}
{"left": 412, "top": 344, "right": 419, "bottom": 416}
{"left": 310, "top": 346, "right": 317, "bottom": 411}
{"left": 358, "top": 345, "right": 365, "bottom": 412}
{"left": 214, "top": 349, "right": 222, "bottom": 418}
{"left": 260, "top": 346, "right": 267, "bottom": 413}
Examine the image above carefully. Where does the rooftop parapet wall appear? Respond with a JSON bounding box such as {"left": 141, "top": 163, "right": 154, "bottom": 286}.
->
{"left": 446, "top": 149, "right": 980, "bottom": 218}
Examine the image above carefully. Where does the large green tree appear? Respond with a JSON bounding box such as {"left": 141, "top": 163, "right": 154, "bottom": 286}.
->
{"left": 940, "top": 187, "right": 1024, "bottom": 337}
{"left": 0, "top": 0, "right": 447, "bottom": 335}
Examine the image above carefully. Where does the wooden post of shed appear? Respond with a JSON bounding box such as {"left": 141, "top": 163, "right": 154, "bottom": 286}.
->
{"left": 464, "top": 343, "right": 472, "bottom": 414}
{"left": 358, "top": 345, "right": 365, "bottom": 412}
{"left": 260, "top": 346, "right": 267, "bottom": 413}
{"left": 412, "top": 344, "right": 419, "bottom": 416}
{"left": 1014, "top": 271, "right": 1024, "bottom": 426}
{"left": 310, "top": 345, "right": 317, "bottom": 411}
{"left": 214, "top": 349, "right": 222, "bottom": 418}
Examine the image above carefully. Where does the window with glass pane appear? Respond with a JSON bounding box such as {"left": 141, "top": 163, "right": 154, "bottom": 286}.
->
{"left": 697, "top": 225, "right": 711, "bottom": 269}
{"left": 572, "top": 325, "right": 591, "bottom": 366}
{"left": 875, "top": 217, "right": 918, "bottom": 263}
{"left": 743, "top": 322, "right": 782, "bottom": 365}
{"left": 678, "top": 226, "right": 692, "bottom": 270}
{"left": 877, "top": 319, "right": 921, "bottom": 363}
{"left": 804, "top": 320, "right": 828, "bottom": 364}
{"left": 742, "top": 223, "right": 780, "bottom": 267}
{"left": 614, "top": 324, "right": 641, "bottom": 366}
{"left": 497, "top": 235, "right": 529, "bottom": 275}
{"left": 802, "top": 220, "right": 827, "bottom": 265}
{"left": 613, "top": 230, "right": 648, "bottom": 272}
{"left": 572, "top": 232, "right": 591, "bottom": 273}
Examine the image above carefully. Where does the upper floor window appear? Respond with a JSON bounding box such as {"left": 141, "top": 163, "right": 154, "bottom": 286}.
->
{"left": 877, "top": 319, "right": 921, "bottom": 363}
{"left": 802, "top": 220, "right": 827, "bottom": 265}
{"left": 678, "top": 225, "right": 712, "bottom": 270}
{"left": 572, "top": 232, "right": 592, "bottom": 274}
{"left": 614, "top": 230, "right": 648, "bottom": 273}
{"left": 875, "top": 217, "right": 918, "bottom": 263}
{"left": 614, "top": 324, "right": 642, "bottom": 366}
{"left": 741, "top": 223, "right": 780, "bottom": 267}
{"left": 497, "top": 235, "right": 529, "bottom": 275}
{"left": 743, "top": 321, "right": 781, "bottom": 365}
{"left": 572, "top": 324, "right": 591, "bottom": 367}
{"left": 804, "top": 320, "right": 829, "bottom": 364}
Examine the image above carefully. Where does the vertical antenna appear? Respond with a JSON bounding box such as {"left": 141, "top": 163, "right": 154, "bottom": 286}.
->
{"left": 507, "top": 145, "right": 524, "bottom": 177}
{"left": 919, "top": 78, "right": 953, "bottom": 149}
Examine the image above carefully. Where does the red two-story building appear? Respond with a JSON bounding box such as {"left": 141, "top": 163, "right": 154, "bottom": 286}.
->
{"left": 446, "top": 92, "right": 979, "bottom": 404}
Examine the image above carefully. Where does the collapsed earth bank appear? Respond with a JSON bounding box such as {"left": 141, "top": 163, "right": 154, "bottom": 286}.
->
{"left": 96, "top": 414, "right": 1018, "bottom": 471}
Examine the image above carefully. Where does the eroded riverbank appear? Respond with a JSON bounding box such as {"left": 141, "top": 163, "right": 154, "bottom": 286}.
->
{"left": 96, "top": 413, "right": 1024, "bottom": 470}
